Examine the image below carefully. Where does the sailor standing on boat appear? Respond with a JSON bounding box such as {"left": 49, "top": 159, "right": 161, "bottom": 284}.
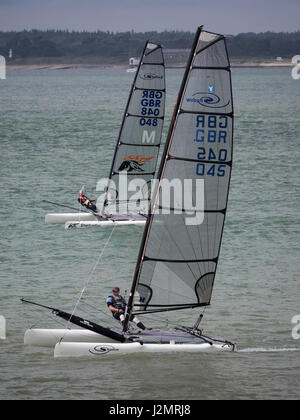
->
{"left": 107, "top": 287, "right": 146, "bottom": 330}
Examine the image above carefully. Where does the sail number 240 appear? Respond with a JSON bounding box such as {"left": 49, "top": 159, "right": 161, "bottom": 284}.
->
{"left": 196, "top": 148, "right": 227, "bottom": 177}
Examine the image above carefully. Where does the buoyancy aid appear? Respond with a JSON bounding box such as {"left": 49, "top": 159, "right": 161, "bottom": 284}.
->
{"left": 107, "top": 294, "right": 126, "bottom": 311}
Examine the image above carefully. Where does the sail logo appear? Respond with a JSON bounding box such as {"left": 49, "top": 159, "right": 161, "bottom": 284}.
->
{"left": 0, "top": 55, "right": 6, "bottom": 80}
{"left": 118, "top": 155, "right": 155, "bottom": 172}
{"left": 186, "top": 92, "right": 230, "bottom": 108}
{"left": 80, "top": 320, "right": 93, "bottom": 328}
{"left": 140, "top": 73, "right": 163, "bottom": 80}
{"left": 89, "top": 345, "right": 119, "bottom": 355}
{"left": 0, "top": 315, "right": 6, "bottom": 340}
{"left": 142, "top": 130, "right": 156, "bottom": 144}
{"left": 207, "top": 84, "right": 215, "bottom": 93}
{"left": 291, "top": 56, "right": 300, "bottom": 80}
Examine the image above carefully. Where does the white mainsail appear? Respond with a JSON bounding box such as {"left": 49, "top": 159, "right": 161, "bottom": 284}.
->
{"left": 124, "top": 26, "right": 233, "bottom": 324}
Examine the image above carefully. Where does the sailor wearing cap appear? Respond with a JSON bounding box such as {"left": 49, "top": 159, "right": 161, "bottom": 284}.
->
{"left": 106, "top": 286, "right": 146, "bottom": 330}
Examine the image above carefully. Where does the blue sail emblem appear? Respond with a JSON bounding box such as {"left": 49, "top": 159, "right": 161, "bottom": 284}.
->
{"left": 186, "top": 91, "right": 230, "bottom": 108}
{"left": 207, "top": 84, "right": 215, "bottom": 93}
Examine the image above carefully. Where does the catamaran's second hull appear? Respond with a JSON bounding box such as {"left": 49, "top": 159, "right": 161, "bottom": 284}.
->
{"left": 54, "top": 341, "right": 234, "bottom": 358}
{"left": 24, "top": 328, "right": 118, "bottom": 347}
{"left": 45, "top": 213, "right": 146, "bottom": 228}
{"left": 45, "top": 213, "right": 98, "bottom": 224}
{"left": 24, "top": 328, "right": 209, "bottom": 348}
{"left": 65, "top": 220, "right": 145, "bottom": 229}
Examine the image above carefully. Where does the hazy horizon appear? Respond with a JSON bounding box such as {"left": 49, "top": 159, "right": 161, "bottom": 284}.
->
{"left": 0, "top": 0, "right": 299, "bottom": 34}
{"left": 0, "top": 28, "right": 299, "bottom": 35}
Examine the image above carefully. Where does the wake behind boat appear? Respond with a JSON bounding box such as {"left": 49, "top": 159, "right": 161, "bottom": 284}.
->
{"left": 23, "top": 26, "right": 235, "bottom": 356}
{"left": 45, "top": 41, "right": 166, "bottom": 228}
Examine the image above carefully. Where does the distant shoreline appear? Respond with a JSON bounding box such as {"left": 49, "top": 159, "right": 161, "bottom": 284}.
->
{"left": 6, "top": 60, "right": 293, "bottom": 71}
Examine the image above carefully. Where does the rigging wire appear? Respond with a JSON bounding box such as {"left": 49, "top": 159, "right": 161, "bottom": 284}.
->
{"left": 81, "top": 301, "right": 112, "bottom": 322}
{"left": 58, "top": 225, "right": 144, "bottom": 341}
{"left": 61, "top": 227, "right": 143, "bottom": 310}
{"left": 61, "top": 224, "right": 117, "bottom": 337}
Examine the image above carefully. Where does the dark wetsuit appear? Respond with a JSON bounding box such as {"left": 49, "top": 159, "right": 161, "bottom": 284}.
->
{"left": 78, "top": 192, "right": 97, "bottom": 212}
{"left": 106, "top": 294, "right": 136, "bottom": 322}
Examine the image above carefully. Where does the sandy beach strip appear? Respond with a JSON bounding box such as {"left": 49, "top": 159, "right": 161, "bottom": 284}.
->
{"left": 6, "top": 61, "right": 293, "bottom": 70}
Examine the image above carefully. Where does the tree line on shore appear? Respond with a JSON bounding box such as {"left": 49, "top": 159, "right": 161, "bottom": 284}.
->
{"left": 0, "top": 29, "right": 299, "bottom": 62}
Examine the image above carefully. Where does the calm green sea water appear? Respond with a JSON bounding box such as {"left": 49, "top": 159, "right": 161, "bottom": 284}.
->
{"left": 0, "top": 67, "right": 299, "bottom": 400}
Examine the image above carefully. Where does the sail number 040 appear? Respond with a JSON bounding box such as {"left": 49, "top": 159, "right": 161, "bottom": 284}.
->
{"left": 197, "top": 147, "right": 227, "bottom": 161}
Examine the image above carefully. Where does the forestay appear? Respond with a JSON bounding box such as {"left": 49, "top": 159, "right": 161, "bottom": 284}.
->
{"left": 102, "top": 42, "right": 165, "bottom": 215}
{"left": 125, "top": 28, "right": 233, "bottom": 321}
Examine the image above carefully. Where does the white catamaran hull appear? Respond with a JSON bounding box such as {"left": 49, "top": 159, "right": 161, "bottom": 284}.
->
{"left": 54, "top": 341, "right": 233, "bottom": 358}
{"left": 24, "top": 329, "right": 118, "bottom": 347}
{"left": 65, "top": 220, "right": 146, "bottom": 229}
{"left": 45, "top": 213, "right": 98, "bottom": 224}
{"left": 45, "top": 213, "right": 146, "bottom": 228}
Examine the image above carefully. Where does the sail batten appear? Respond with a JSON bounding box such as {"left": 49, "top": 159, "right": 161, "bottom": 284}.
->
{"left": 168, "top": 156, "right": 232, "bottom": 165}
{"left": 157, "top": 205, "right": 226, "bottom": 213}
{"left": 124, "top": 27, "right": 233, "bottom": 326}
{"left": 112, "top": 171, "right": 156, "bottom": 175}
{"left": 134, "top": 87, "right": 166, "bottom": 91}
{"left": 193, "top": 66, "right": 230, "bottom": 70}
{"left": 120, "top": 142, "right": 161, "bottom": 147}
{"left": 180, "top": 109, "right": 233, "bottom": 117}
{"left": 143, "top": 257, "right": 218, "bottom": 263}
{"left": 127, "top": 114, "right": 164, "bottom": 119}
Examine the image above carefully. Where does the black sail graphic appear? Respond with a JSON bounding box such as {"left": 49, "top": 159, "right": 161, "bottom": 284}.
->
{"left": 102, "top": 42, "right": 165, "bottom": 215}
{"left": 125, "top": 28, "right": 233, "bottom": 324}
